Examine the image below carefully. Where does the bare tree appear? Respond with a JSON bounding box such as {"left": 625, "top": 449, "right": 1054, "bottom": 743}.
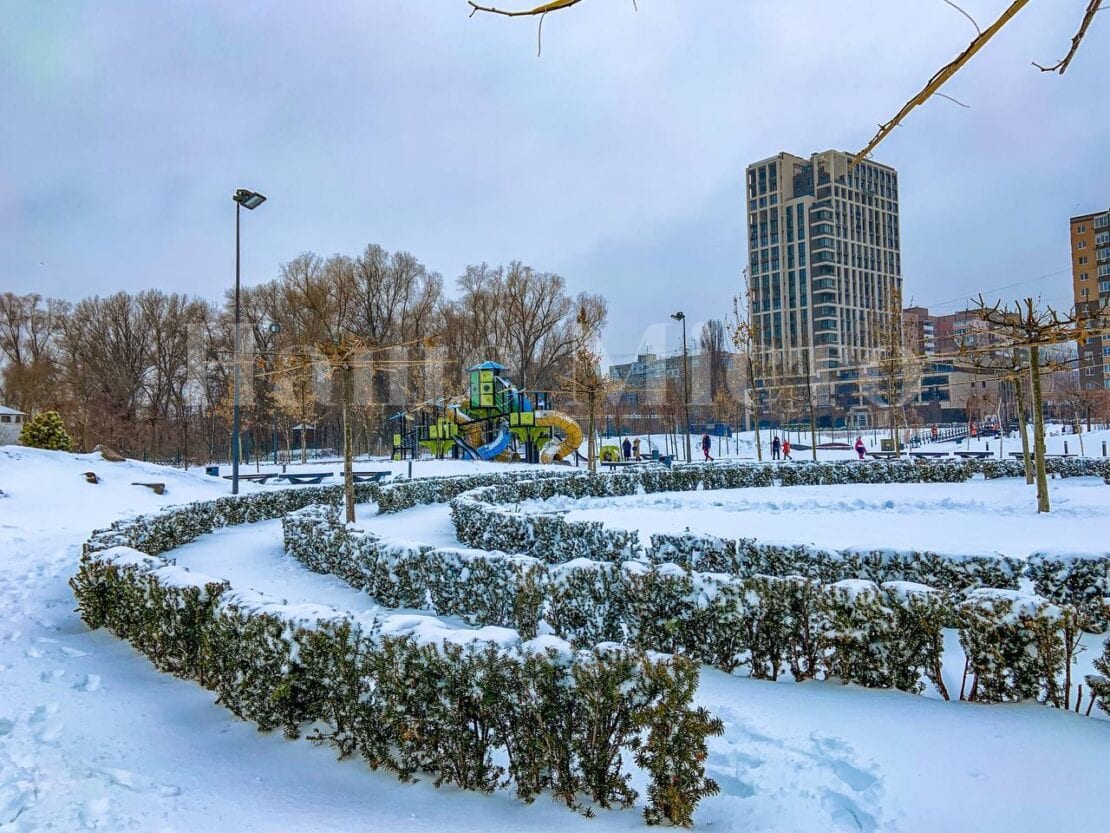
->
{"left": 974, "top": 296, "right": 1094, "bottom": 513}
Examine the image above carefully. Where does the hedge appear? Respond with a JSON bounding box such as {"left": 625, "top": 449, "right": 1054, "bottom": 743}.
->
{"left": 286, "top": 506, "right": 955, "bottom": 697}
{"left": 75, "top": 500, "right": 721, "bottom": 825}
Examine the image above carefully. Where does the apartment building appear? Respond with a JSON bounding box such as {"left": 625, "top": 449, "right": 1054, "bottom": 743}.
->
{"left": 745, "top": 149, "right": 902, "bottom": 378}
{"left": 1070, "top": 207, "right": 1110, "bottom": 390}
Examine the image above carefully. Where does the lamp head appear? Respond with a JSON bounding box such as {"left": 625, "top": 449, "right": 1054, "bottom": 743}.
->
{"left": 234, "top": 189, "right": 267, "bottom": 210}
{"left": 671, "top": 311, "right": 685, "bottom": 322}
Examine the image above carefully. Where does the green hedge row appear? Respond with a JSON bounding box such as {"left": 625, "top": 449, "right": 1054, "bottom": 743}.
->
{"left": 77, "top": 504, "right": 722, "bottom": 825}
{"left": 286, "top": 505, "right": 1094, "bottom": 706}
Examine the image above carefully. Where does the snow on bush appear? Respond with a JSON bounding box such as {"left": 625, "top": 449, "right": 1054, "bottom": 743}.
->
{"left": 76, "top": 501, "right": 721, "bottom": 826}
{"left": 957, "top": 589, "right": 1077, "bottom": 706}
{"left": 1025, "top": 551, "right": 1110, "bottom": 632}
{"left": 285, "top": 505, "right": 957, "bottom": 698}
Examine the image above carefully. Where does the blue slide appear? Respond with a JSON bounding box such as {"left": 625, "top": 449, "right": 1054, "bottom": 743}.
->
{"left": 454, "top": 426, "right": 513, "bottom": 460}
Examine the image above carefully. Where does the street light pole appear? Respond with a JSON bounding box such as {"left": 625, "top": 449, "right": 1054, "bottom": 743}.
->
{"left": 672, "top": 311, "right": 691, "bottom": 462}
{"left": 231, "top": 188, "right": 267, "bottom": 495}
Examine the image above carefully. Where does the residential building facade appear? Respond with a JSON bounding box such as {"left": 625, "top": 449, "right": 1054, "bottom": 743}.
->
{"left": 1070, "top": 207, "right": 1110, "bottom": 390}
{"left": 745, "top": 150, "right": 902, "bottom": 375}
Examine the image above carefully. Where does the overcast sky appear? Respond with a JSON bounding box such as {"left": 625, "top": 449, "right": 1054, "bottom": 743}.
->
{"left": 2, "top": 1, "right": 1107, "bottom": 365}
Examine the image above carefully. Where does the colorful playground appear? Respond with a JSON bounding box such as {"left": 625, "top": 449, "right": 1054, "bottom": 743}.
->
{"left": 391, "top": 361, "right": 583, "bottom": 464}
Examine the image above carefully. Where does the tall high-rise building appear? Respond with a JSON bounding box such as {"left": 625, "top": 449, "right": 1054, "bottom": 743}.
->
{"left": 1070, "top": 207, "right": 1110, "bottom": 390}
{"left": 744, "top": 150, "right": 902, "bottom": 382}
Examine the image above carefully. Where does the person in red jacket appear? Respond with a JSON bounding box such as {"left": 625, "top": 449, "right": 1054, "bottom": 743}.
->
{"left": 782, "top": 438, "right": 792, "bottom": 460}
{"left": 855, "top": 436, "right": 866, "bottom": 460}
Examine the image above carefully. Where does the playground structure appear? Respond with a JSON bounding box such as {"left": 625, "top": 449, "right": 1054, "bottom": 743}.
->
{"left": 392, "top": 362, "right": 584, "bottom": 465}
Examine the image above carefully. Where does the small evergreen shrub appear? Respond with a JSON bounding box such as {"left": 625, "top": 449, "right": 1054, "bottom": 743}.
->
{"left": 19, "top": 410, "right": 73, "bottom": 451}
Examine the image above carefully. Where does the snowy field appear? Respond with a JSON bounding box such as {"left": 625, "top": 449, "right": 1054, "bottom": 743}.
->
{"left": 527, "top": 478, "right": 1110, "bottom": 558}
{"left": 2, "top": 445, "right": 1109, "bottom": 832}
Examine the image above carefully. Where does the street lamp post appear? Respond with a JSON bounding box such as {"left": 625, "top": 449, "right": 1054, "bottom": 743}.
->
{"left": 671, "top": 311, "right": 692, "bottom": 463}
{"left": 231, "top": 188, "right": 267, "bottom": 495}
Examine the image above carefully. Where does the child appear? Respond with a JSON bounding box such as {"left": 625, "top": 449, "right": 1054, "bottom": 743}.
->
{"left": 782, "top": 438, "right": 792, "bottom": 460}
{"left": 855, "top": 436, "right": 866, "bottom": 460}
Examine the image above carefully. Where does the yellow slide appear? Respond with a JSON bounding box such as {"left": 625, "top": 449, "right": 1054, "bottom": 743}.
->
{"left": 444, "top": 401, "right": 484, "bottom": 447}
{"left": 536, "top": 411, "right": 583, "bottom": 464}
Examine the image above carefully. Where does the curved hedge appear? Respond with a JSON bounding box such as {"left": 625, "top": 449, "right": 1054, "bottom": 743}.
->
{"left": 74, "top": 480, "right": 723, "bottom": 826}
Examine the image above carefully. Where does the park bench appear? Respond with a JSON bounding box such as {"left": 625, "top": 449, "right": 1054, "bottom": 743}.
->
{"left": 281, "top": 472, "right": 333, "bottom": 485}
{"left": 132, "top": 482, "right": 166, "bottom": 495}
{"left": 351, "top": 471, "right": 391, "bottom": 483}
{"left": 953, "top": 451, "right": 992, "bottom": 459}
{"left": 223, "top": 473, "right": 282, "bottom": 485}
{"left": 867, "top": 451, "right": 901, "bottom": 460}
{"left": 909, "top": 451, "right": 950, "bottom": 459}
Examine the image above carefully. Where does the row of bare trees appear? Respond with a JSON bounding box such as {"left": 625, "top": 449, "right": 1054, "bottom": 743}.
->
{"left": 0, "top": 245, "right": 605, "bottom": 465}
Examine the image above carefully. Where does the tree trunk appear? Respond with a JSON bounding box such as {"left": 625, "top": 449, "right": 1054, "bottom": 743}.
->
{"left": 342, "top": 362, "right": 356, "bottom": 523}
{"left": 1014, "top": 375, "right": 1032, "bottom": 484}
{"left": 1029, "top": 346, "right": 1050, "bottom": 513}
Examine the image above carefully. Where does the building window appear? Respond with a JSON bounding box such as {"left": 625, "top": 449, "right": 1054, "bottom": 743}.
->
{"left": 0, "top": 415, "right": 9, "bottom": 424}
{"left": 1078, "top": 241, "right": 1087, "bottom": 249}
{"left": 1096, "top": 215, "right": 1110, "bottom": 229}
{"left": 1079, "top": 256, "right": 1088, "bottom": 264}
{"left": 1097, "top": 232, "right": 1110, "bottom": 246}
{"left": 1076, "top": 224, "right": 1087, "bottom": 233}
{"left": 1081, "top": 287, "right": 1089, "bottom": 299}
{"left": 1080, "top": 272, "right": 1089, "bottom": 280}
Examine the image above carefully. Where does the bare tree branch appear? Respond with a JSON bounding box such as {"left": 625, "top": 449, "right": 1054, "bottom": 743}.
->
{"left": 850, "top": 0, "right": 1030, "bottom": 170}
{"left": 468, "top": 0, "right": 583, "bottom": 18}
{"left": 1033, "top": 0, "right": 1102, "bottom": 74}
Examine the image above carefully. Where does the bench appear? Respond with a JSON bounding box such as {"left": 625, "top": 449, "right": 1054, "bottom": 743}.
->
{"left": 222, "top": 473, "right": 282, "bottom": 484}
{"left": 953, "top": 451, "right": 992, "bottom": 459}
{"left": 132, "top": 481, "right": 166, "bottom": 495}
{"left": 909, "top": 451, "right": 950, "bottom": 458}
{"left": 282, "top": 473, "right": 333, "bottom": 485}
{"left": 351, "top": 470, "right": 391, "bottom": 483}
{"left": 867, "top": 451, "right": 901, "bottom": 460}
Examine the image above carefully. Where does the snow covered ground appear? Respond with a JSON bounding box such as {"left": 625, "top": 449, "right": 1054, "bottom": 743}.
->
{"left": 2, "top": 445, "right": 1108, "bottom": 832}
{"left": 532, "top": 478, "right": 1110, "bottom": 558}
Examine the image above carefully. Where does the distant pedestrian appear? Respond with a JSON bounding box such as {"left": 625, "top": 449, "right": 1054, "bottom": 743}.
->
{"left": 632, "top": 438, "right": 642, "bottom": 461}
{"left": 701, "top": 432, "right": 713, "bottom": 462}
{"left": 771, "top": 436, "right": 781, "bottom": 460}
{"left": 855, "top": 436, "right": 866, "bottom": 460}
{"left": 782, "top": 438, "right": 792, "bottom": 460}
{"left": 622, "top": 437, "right": 632, "bottom": 460}
{"left": 930, "top": 424, "right": 938, "bottom": 442}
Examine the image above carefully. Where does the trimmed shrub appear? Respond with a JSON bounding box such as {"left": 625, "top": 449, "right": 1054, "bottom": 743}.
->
{"left": 957, "top": 589, "right": 1074, "bottom": 705}
{"left": 19, "top": 410, "right": 73, "bottom": 450}
{"left": 1025, "top": 551, "right": 1110, "bottom": 632}
{"left": 75, "top": 515, "right": 721, "bottom": 824}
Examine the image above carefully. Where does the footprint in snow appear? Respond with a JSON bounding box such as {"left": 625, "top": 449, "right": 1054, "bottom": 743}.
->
{"left": 103, "top": 768, "right": 181, "bottom": 797}
{"left": 40, "top": 669, "right": 65, "bottom": 682}
{"left": 73, "top": 673, "right": 101, "bottom": 692}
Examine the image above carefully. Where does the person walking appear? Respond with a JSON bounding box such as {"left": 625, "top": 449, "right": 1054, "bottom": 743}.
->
{"left": 782, "top": 438, "right": 792, "bottom": 461}
{"left": 855, "top": 436, "right": 866, "bottom": 460}
{"left": 930, "top": 424, "right": 938, "bottom": 442}
{"left": 622, "top": 437, "right": 632, "bottom": 460}
{"left": 771, "top": 435, "right": 781, "bottom": 460}
{"left": 701, "top": 432, "right": 713, "bottom": 462}
{"left": 632, "top": 437, "right": 641, "bottom": 461}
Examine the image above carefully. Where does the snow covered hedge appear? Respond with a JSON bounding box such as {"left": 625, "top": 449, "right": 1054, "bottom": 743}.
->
{"left": 957, "top": 590, "right": 1082, "bottom": 706}
{"left": 72, "top": 539, "right": 723, "bottom": 826}
{"left": 285, "top": 506, "right": 953, "bottom": 696}
{"left": 649, "top": 532, "right": 1020, "bottom": 594}
{"left": 1025, "top": 552, "right": 1110, "bottom": 632}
